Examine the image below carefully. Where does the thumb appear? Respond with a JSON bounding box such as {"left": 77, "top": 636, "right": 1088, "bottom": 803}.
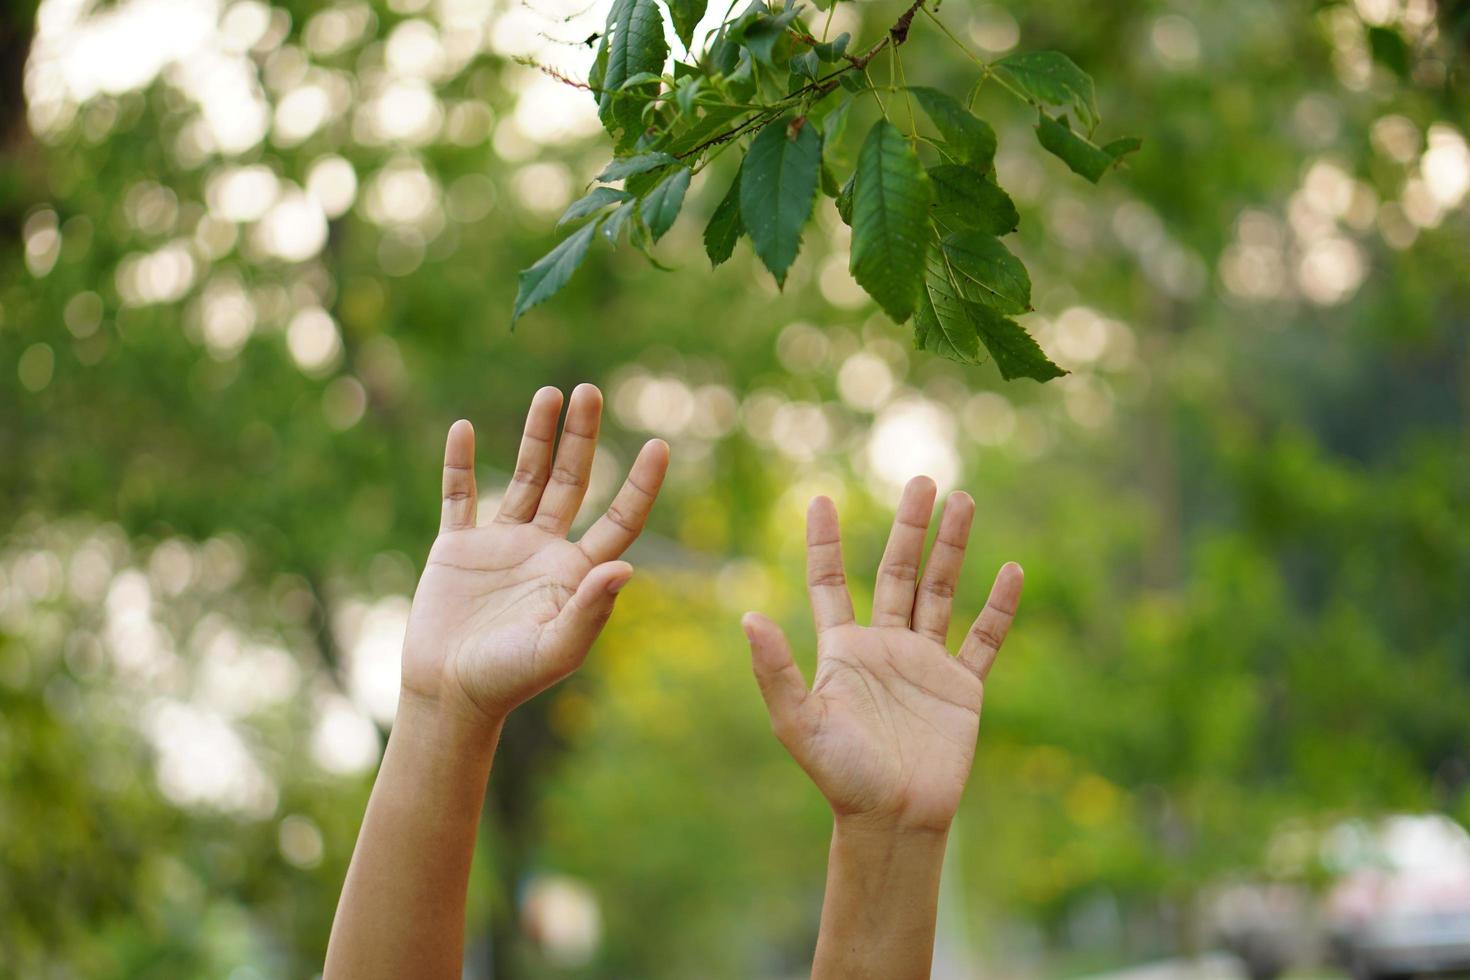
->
{"left": 742, "top": 612, "right": 808, "bottom": 746}
{"left": 544, "top": 561, "right": 634, "bottom": 667}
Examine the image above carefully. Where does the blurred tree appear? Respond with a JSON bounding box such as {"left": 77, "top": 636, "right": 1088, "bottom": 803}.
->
{"left": 0, "top": 0, "right": 1467, "bottom": 978}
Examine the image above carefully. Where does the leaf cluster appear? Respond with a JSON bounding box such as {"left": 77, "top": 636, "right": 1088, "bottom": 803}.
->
{"left": 513, "top": 0, "right": 1140, "bottom": 382}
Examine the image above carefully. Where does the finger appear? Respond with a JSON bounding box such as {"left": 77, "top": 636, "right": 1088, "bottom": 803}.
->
{"left": 540, "top": 560, "right": 634, "bottom": 672}
{"left": 911, "top": 491, "right": 975, "bottom": 643}
{"left": 742, "top": 612, "right": 808, "bottom": 745}
{"left": 440, "top": 420, "right": 478, "bottom": 532}
{"left": 958, "top": 562, "right": 1024, "bottom": 681}
{"left": 534, "top": 383, "right": 603, "bottom": 535}
{"left": 578, "top": 438, "right": 670, "bottom": 564}
{"left": 496, "top": 387, "right": 564, "bottom": 523}
{"left": 870, "top": 476, "right": 937, "bottom": 628}
{"left": 805, "top": 496, "right": 855, "bottom": 632}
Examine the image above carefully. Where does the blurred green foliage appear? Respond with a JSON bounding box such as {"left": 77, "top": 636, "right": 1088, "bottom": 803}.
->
{"left": 0, "top": 0, "right": 1467, "bottom": 978}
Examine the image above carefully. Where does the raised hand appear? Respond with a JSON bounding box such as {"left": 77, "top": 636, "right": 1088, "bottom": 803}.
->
{"left": 401, "top": 384, "right": 669, "bottom": 724}
{"left": 743, "top": 477, "right": 1023, "bottom": 833}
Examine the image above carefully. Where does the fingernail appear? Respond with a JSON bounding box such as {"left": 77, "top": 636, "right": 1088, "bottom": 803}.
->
{"left": 608, "top": 575, "right": 631, "bottom": 595}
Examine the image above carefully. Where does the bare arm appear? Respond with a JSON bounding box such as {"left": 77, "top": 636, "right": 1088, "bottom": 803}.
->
{"left": 742, "top": 478, "right": 1023, "bottom": 980}
{"left": 324, "top": 385, "right": 668, "bottom": 980}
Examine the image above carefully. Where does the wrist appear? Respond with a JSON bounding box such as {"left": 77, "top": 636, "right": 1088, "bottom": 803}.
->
{"left": 832, "top": 812, "right": 950, "bottom": 854}
{"left": 393, "top": 687, "right": 505, "bottom": 767}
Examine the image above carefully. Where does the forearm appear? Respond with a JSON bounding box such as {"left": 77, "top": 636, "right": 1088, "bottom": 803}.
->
{"left": 812, "top": 818, "right": 950, "bottom": 980}
{"left": 324, "top": 694, "right": 501, "bottom": 980}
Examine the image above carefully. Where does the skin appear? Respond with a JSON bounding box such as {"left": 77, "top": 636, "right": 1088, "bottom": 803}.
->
{"left": 743, "top": 478, "right": 1024, "bottom": 980}
{"left": 324, "top": 384, "right": 669, "bottom": 980}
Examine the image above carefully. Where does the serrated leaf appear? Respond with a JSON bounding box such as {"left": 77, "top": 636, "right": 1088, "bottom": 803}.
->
{"left": 597, "top": 0, "right": 669, "bottom": 149}
{"left": 641, "top": 166, "right": 691, "bottom": 241}
{"left": 835, "top": 171, "right": 855, "bottom": 225}
{"left": 602, "top": 199, "right": 637, "bottom": 243}
{"left": 970, "top": 302, "right": 1065, "bottom": 381}
{"left": 928, "top": 165, "right": 1018, "bottom": 235}
{"left": 739, "top": 115, "right": 821, "bottom": 286}
{"left": 940, "top": 231, "right": 1030, "bottom": 315}
{"left": 993, "top": 50, "right": 1099, "bottom": 133}
{"left": 597, "top": 152, "right": 677, "bottom": 183}
{"left": 909, "top": 87, "right": 997, "bottom": 169}
{"left": 666, "top": 0, "right": 707, "bottom": 49}
{"left": 1035, "top": 113, "right": 1138, "bottom": 182}
{"left": 704, "top": 169, "right": 744, "bottom": 266}
{"left": 850, "top": 119, "right": 933, "bottom": 322}
{"left": 512, "top": 220, "right": 599, "bottom": 326}
{"left": 916, "top": 251, "right": 1063, "bottom": 380}
{"left": 914, "top": 251, "right": 981, "bottom": 363}
{"left": 558, "top": 186, "right": 632, "bottom": 228}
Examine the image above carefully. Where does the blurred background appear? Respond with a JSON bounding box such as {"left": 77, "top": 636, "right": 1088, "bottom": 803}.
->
{"left": 1, "top": 0, "right": 1468, "bottom": 977}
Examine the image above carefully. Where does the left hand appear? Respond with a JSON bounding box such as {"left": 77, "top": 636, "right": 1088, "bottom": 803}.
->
{"left": 742, "top": 477, "right": 1023, "bottom": 833}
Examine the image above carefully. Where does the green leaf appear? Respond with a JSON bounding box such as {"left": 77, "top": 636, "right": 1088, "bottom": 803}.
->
{"left": 1035, "top": 113, "right": 1138, "bottom": 183}
{"left": 791, "top": 47, "right": 820, "bottom": 80}
{"left": 939, "top": 230, "right": 1030, "bottom": 315}
{"left": 602, "top": 199, "right": 637, "bottom": 243}
{"left": 641, "top": 166, "right": 691, "bottom": 242}
{"left": 928, "top": 165, "right": 1018, "bottom": 235}
{"left": 835, "top": 171, "right": 855, "bottom": 225}
{"left": 915, "top": 251, "right": 1064, "bottom": 380}
{"left": 1367, "top": 25, "right": 1410, "bottom": 78}
{"left": 704, "top": 170, "right": 744, "bottom": 266}
{"left": 597, "top": 152, "right": 677, "bottom": 182}
{"left": 738, "top": 2, "right": 803, "bottom": 67}
{"left": 813, "top": 32, "right": 849, "bottom": 61}
{"left": 849, "top": 119, "right": 933, "bottom": 322}
{"left": 597, "top": 0, "right": 670, "bottom": 149}
{"left": 512, "top": 220, "right": 599, "bottom": 326}
{"left": 739, "top": 115, "right": 821, "bottom": 287}
{"left": 558, "top": 186, "right": 632, "bottom": 228}
{"left": 666, "top": 0, "right": 707, "bottom": 49}
{"left": 909, "top": 87, "right": 997, "bottom": 169}
{"left": 971, "top": 302, "right": 1065, "bottom": 381}
{"left": 914, "top": 252, "right": 981, "bottom": 363}
{"left": 993, "top": 50, "right": 1099, "bottom": 133}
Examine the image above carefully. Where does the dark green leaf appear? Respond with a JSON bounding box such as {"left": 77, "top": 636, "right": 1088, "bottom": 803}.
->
{"left": 602, "top": 199, "right": 637, "bottom": 242}
{"left": 939, "top": 230, "right": 1030, "bottom": 315}
{"left": 739, "top": 115, "right": 822, "bottom": 286}
{"left": 597, "top": 0, "right": 670, "bottom": 149}
{"left": 1035, "top": 113, "right": 1137, "bottom": 182}
{"left": 914, "top": 251, "right": 981, "bottom": 363}
{"left": 558, "top": 186, "right": 632, "bottom": 228}
{"left": 512, "top": 221, "right": 599, "bottom": 326}
{"left": 704, "top": 170, "right": 744, "bottom": 266}
{"left": 791, "top": 47, "right": 820, "bottom": 79}
{"left": 1367, "top": 25, "right": 1410, "bottom": 78}
{"left": 971, "top": 302, "right": 1065, "bottom": 381}
{"left": 597, "top": 152, "right": 677, "bottom": 182}
{"left": 813, "top": 32, "right": 849, "bottom": 61}
{"left": 909, "top": 87, "right": 997, "bottom": 169}
{"left": 928, "top": 164, "right": 1018, "bottom": 235}
{"left": 641, "top": 166, "right": 691, "bottom": 241}
{"left": 835, "top": 171, "right": 855, "bottom": 225}
{"left": 849, "top": 119, "right": 933, "bottom": 322}
{"left": 993, "top": 50, "right": 1099, "bottom": 133}
{"left": 915, "top": 250, "right": 1064, "bottom": 380}
{"left": 667, "top": 0, "right": 707, "bottom": 49}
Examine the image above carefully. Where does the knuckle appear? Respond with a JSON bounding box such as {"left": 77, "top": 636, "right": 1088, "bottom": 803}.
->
{"left": 550, "top": 465, "right": 588, "bottom": 489}
{"left": 922, "top": 578, "right": 956, "bottom": 600}
{"left": 605, "top": 503, "right": 640, "bottom": 533}
{"left": 808, "top": 569, "right": 847, "bottom": 588}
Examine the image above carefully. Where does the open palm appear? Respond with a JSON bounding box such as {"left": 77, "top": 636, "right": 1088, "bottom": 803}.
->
{"left": 744, "top": 479, "right": 1023, "bottom": 832}
{"left": 402, "top": 385, "right": 669, "bottom": 722}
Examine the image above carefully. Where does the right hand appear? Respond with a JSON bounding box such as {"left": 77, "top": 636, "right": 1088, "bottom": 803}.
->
{"left": 742, "top": 478, "right": 1023, "bottom": 833}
